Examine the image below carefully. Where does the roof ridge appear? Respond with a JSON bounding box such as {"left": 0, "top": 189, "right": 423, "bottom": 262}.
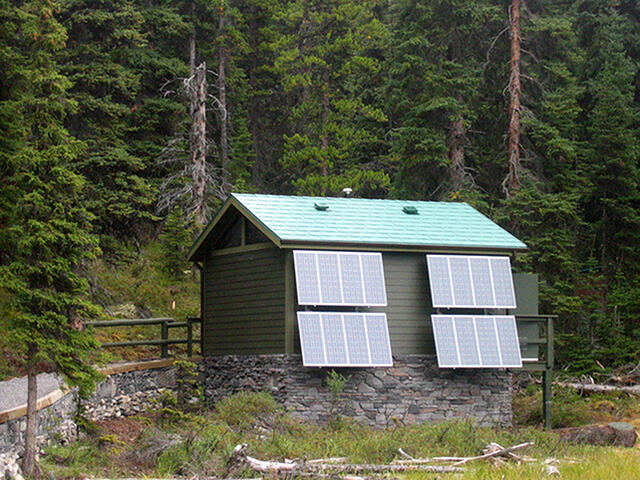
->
{"left": 232, "top": 192, "right": 470, "bottom": 206}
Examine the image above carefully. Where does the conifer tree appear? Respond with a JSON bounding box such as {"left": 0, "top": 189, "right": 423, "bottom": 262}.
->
{"left": 159, "top": 207, "right": 195, "bottom": 279}
{"left": 273, "top": 0, "right": 389, "bottom": 196}
{"left": 0, "top": 0, "right": 101, "bottom": 474}
{"left": 60, "top": 0, "right": 157, "bottom": 240}
{"left": 385, "top": 0, "right": 502, "bottom": 200}
{"left": 579, "top": 8, "right": 640, "bottom": 284}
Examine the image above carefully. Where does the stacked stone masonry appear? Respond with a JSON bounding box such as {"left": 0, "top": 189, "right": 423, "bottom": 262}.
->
{"left": 204, "top": 354, "right": 513, "bottom": 427}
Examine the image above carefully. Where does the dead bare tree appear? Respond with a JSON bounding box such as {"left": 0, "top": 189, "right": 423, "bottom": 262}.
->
{"left": 448, "top": 110, "right": 471, "bottom": 191}
{"left": 157, "top": 63, "right": 226, "bottom": 225}
{"left": 191, "top": 61, "right": 209, "bottom": 225}
{"left": 503, "top": 0, "right": 522, "bottom": 197}
{"left": 157, "top": 1, "right": 232, "bottom": 225}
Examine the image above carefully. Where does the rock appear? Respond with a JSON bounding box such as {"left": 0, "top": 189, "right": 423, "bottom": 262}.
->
{"left": 107, "top": 303, "right": 138, "bottom": 319}
{"left": 0, "top": 451, "right": 23, "bottom": 480}
{"left": 555, "top": 421, "right": 637, "bottom": 447}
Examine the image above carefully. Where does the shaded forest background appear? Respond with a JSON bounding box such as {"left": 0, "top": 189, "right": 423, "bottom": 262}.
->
{"left": 1, "top": 0, "right": 640, "bottom": 373}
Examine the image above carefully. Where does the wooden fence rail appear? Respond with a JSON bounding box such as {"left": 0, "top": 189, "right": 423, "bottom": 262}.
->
{"left": 84, "top": 316, "right": 201, "bottom": 358}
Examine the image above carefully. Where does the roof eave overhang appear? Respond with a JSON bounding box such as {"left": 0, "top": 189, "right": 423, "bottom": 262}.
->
{"left": 278, "top": 239, "right": 528, "bottom": 255}
{"left": 187, "top": 195, "right": 282, "bottom": 262}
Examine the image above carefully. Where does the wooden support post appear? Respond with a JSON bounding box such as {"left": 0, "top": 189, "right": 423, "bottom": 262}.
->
{"left": 543, "top": 368, "right": 552, "bottom": 430}
{"left": 543, "top": 315, "right": 554, "bottom": 430}
{"left": 161, "top": 320, "right": 169, "bottom": 358}
{"left": 187, "top": 318, "right": 193, "bottom": 357}
{"left": 240, "top": 217, "right": 246, "bottom": 246}
{"left": 284, "top": 250, "right": 295, "bottom": 354}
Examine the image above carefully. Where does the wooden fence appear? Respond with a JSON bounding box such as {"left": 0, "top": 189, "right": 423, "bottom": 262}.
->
{"left": 84, "top": 317, "right": 201, "bottom": 358}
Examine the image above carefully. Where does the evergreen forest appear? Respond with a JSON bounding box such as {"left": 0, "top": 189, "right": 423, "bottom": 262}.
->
{"left": 2, "top": 0, "right": 640, "bottom": 374}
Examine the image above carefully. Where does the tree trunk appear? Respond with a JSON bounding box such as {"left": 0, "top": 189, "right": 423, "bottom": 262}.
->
{"left": 321, "top": 70, "right": 330, "bottom": 180}
{"left": 448, "top": 112, "right": 468, "bottom": 191}
{"left": 191, "top": 62, "right": 208, "bottom": 225}
{"left": 218, "top": 4, "right": 229, "bottom": 192}
{"left": 504, "top": 0, "right": 522, "bottom": 197}
{"left": 249, "top": 14, "right": 265, "bottom": 187}
{"left": 22, "top": 352, "right": 38, "bottom": 477}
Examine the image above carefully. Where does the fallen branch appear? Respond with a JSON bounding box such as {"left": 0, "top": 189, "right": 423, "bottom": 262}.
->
{"left": 227, "top": 444, "right": 463, "bottom": 476}
{"left": 307, "top": 457, "right": 348, "bottom": 464}
{"left": 555, "top": 382, "right": 640, "bottom": 394}
{"left": 397, "top": 448, "right": 414, "bottom": 460}
{"left": 308, "top": 463, "right": 463, "bottom": 474}
{"left": 452, "top": 442, "right": 533, "bottom": 466}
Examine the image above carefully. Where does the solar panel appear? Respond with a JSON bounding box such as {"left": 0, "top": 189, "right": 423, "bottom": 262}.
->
{"left": 450, "top": 257, "right": 474, "bottom": 306}
{"left": 294, "top": 251, "right": 387, "bottom": 306}
{"left": 297, "top": 312, "right": 325, "bottom": 365}
{"left": 297, "top": 312, "right": 392, "bottom": 367}
{"left": 339, "top": 254, "right": 365, "bottom": 304}
{"left": 293, "top": 251, "right": 321, "bottom": 304}
{"left": 426, "top": 255, "right": 517, "bottom": 308}
{"left": 343, "top": 314, "right": 369, "bottom": 364}
{"left": 431, "top": 316, "right": 459, "bottom": 367}
{"left": 494, "top": 316, "right": 521, "bottom": 366}
{"left": 431, "top": 315, "right": 522, "bottom": 368}
{"left": 490, "top": 258, "right": 516, "bottom": 307}
{"left": 426, "top": 256, "right": 453, "bottom": 305}
{"left": 454, "top": 316, "right": 481, "bottom": 366}
{"left": 475, "top": 316, "right": 501, "bottom": 366}
{"left": 366, "top": 314, "right": 393, "bottom": 365}
{"left": 360, "top": 254, "right": 387, "bottom": 305}
{"left": 317, "top": 253, "right": 341, "bottom": 304}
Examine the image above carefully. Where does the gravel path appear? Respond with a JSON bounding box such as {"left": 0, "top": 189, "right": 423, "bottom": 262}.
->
{"left": 0, "top": 373, "right": 64, "bottom": 412}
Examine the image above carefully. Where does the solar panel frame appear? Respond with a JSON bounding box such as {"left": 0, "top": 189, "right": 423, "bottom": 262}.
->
{"left": 426, "top": 255, "right": 517, "bottom": 309}
{"left": 293, "top": 250, "right": 388, "bottom": 306}
{"left": 431, "top": 315, "right": 522, "bottom": 368}
{"left": 297, "top": 312, "right": 393, "bottom": 367}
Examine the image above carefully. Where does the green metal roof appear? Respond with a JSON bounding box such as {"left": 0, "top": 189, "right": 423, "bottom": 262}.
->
{"left": 189, "top": 193, "right": 527, "bottom": 260}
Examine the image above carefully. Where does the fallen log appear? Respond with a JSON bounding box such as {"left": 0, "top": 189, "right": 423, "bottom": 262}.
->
{"left": 307, "top": 457, "right": 348, "bottom": 464}
{"left": 227, "top": 444, "right": 463, "bottom": 476}
{"left": 555, "top": 382, "right": 640, "bottom": 394}
{"left": 555, "top": 422, "right": 637, "bottom": 447}
{"left": 308, "top": 463, "right": 463, "bottom": 474}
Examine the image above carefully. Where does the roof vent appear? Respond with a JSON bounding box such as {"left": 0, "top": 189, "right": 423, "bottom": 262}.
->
{"left": 402, "top": 206, "right": 418, "bottom": 215}
{"left": 314, "top": 203, "right": 330, "bottom": 211}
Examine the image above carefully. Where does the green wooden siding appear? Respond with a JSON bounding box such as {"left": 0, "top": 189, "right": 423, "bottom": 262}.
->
{"left": 203, "top": 246, "right": 286, "bottom": 355}
{"left": 377, "top": 252, "right": 434, "bottom": 354}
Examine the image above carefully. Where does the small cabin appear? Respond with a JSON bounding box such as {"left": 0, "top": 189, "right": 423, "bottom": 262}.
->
{"left": 189, "top": 193, "right": 539, "bottom": 427}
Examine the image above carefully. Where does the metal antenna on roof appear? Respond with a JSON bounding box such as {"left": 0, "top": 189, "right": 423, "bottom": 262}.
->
{"left": 342, "top": 187, "right": 353, "bottom": 197}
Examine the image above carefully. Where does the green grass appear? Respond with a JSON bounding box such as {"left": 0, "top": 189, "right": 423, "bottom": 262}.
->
{"left": 42, "top": 392, "right": 640, "bottom": 480}
{"left": 84, "top": 241, "right": 201, "bottom": 363}
{"left": 513, "top": 382, "right": 640, "bottom": 428}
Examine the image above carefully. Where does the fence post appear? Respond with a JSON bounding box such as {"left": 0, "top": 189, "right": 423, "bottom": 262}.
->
{"left": 161, "top": 320, "right": 169, "bottom": 358}
{"left": 187, "top": 318, "right": 193, "bottom": 357}
{"left": 543, "top": 316, "right": 554, "bottom": 430}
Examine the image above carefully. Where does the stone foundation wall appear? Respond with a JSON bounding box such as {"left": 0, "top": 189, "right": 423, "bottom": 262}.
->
{"left": 204, "top": 354, "right": 513, "bottom": 428}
